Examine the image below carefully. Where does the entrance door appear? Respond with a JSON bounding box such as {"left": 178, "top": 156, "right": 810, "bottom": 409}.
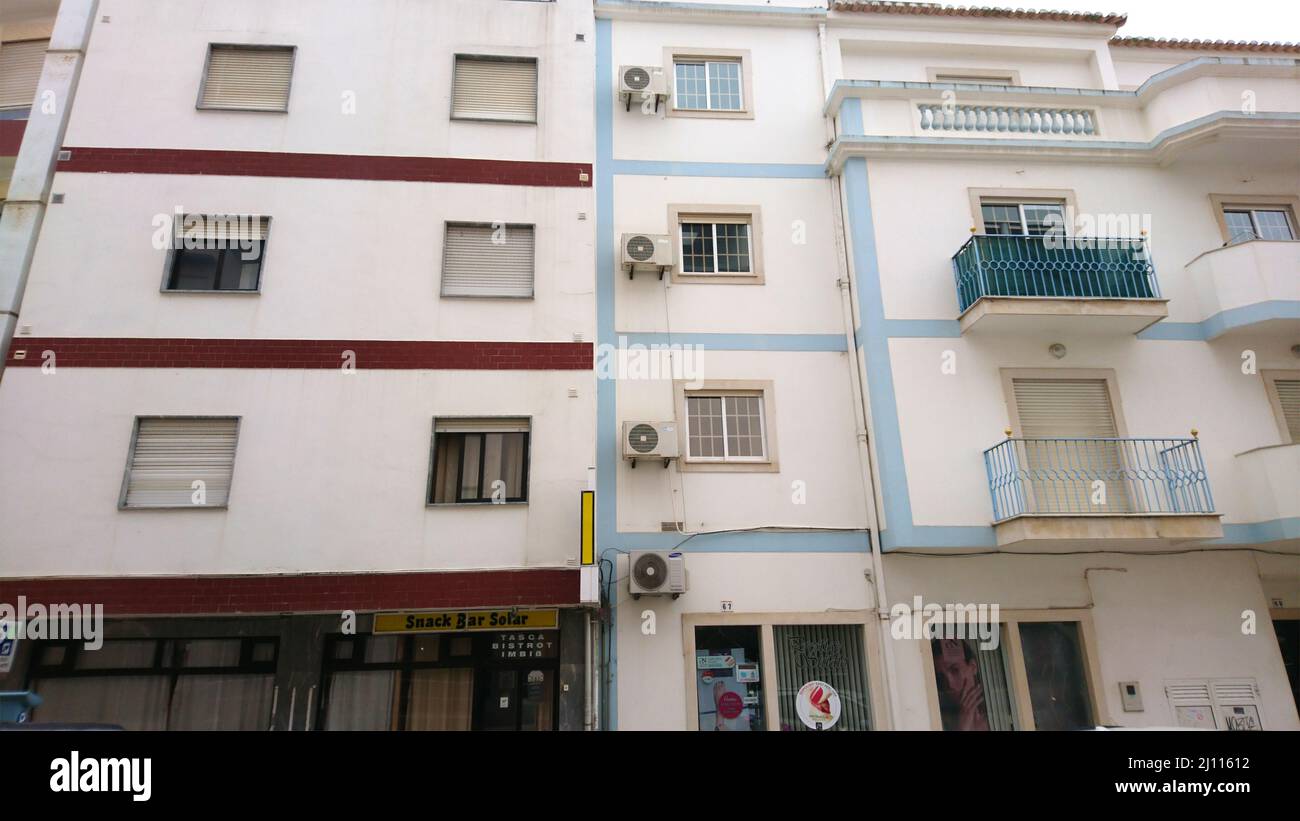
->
{"left": 476, "top": 668, "right": 556, "bottom": 731}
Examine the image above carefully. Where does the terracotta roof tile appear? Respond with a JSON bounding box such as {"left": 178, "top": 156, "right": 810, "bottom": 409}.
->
{"left": 1109, "top": 36, "right": 1300, "bottom": 54}
{"left": 831, "top": 2, "right": 1127, "bottom": 26}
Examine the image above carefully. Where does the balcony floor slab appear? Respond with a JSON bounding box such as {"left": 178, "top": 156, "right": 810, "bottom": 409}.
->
{"left": 993, "top": 513, "right": 1224, "bottom": 551}
{"left": 959, "top": 297, "right": 1170, "bottom": 336}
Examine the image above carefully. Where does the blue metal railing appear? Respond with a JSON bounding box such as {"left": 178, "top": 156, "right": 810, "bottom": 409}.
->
{"left": 952, "top": 234, "right": 1159, "bottom": 313}
{"left": 983, "top": 437, "right": 1214, "bottom": 522}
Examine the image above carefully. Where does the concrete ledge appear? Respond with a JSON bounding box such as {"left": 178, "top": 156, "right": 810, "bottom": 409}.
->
{"left": 993, "top": 513, "right": 1223, "bottom": 549}
{"left": 959, "top": 296, "right": 1169, "bottom": 335}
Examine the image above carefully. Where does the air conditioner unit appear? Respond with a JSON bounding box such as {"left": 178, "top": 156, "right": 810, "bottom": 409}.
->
{"left": 619, "top": 65, "right": 667, "bottom": 111}
{"left": 620, "top": 233, "right": 673, "bottom": 279}
{"left": 629, "top": 550, "right": 687, "bottom": 599}
{"left": 622, "top": 421, "right": 679, "bottom": 468}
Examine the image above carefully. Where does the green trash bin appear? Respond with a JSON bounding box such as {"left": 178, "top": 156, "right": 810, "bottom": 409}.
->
{"left": 0, "top": 691, "right": 43, "bottom": 723}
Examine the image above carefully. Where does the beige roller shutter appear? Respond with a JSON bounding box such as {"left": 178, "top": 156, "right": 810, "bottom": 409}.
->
{"left": 435, "top": 418, "right": 530, "bottom": 433}
{"left": 0, "top": 39, "right": 48, "bottom": 109}
{"left": 441, "top": 223, "right": 535, "bottom": 298}
{"left": 176, "top": 214, "right": 270, "bottom": 245}
{"left": 123, "top": 418, "right": 239, "bottom": 508}
{"left": 452, "top": 56, "right": 537, "bottom": 122}
{"left": 1011, "top": 378, "right": 1129, "bottom": 513}
{"left": 1273, "top": 379, "right": 1300, "bottom": 443}
{"left": 199, "top": 45, "right": 294, "bottom": 111}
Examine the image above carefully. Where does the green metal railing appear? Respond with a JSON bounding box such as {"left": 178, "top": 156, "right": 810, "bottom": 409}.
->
{"left": 953, "top": 234, "right": 1159, "bottom": 313}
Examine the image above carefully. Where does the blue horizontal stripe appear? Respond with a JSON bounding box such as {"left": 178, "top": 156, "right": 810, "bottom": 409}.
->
{"left": 1139, "top": 301, "right": 1300, "bottom": 341}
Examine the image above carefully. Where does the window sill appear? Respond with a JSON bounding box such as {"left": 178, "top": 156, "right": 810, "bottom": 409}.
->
{"left": 119, "top": 505, "right": 230, "bottom": 511}
{"left": 161, "top": 289, "right": 262, "bottom": 295}
{"left": 426, "top": 501, "right": 530, "bottom": 508}
{"left": 667, "top": 107, "right": 753, "bottom": 121}
{"left": 450, "top": 115, "right": 538, "bottom": 125}
{"left": 195, "top": 105, "right": 289, "bottom": 114}
{"left": 440, "top": 292, "right": 535, "bottom": 300}
{"left": 677, "top": 459, "right": 778, "bottom": 473}
{"left": 671, "top": 271, "right": 764, "bottom": 286}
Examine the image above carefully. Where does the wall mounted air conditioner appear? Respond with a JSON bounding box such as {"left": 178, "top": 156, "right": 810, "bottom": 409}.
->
{"left": 622, "top": 421, "right": 679, "bottom": 468}
{"left": 629, "top": 550, "right": 687, "bottom": 599}
{"left": 620, "top": 233, "right": 672, "bottom": 279}
{"left": 619, "top": 65, "right": 667, "bottom": 112}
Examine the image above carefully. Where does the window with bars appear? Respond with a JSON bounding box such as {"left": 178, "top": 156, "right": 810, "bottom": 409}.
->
{"left": 685, "top": 394, "right": 766, "bottom": 461}
{"left": 1223, "top": 207, "right": 1297, "bottom": 243}
{"left": 680, "top": 218, "right": 752, "bottom": 275}
{"left": 166, "top": 214, "right": 269, "bottom": 292}
{"left": 980, "top": 200, "right": 1066, "bottom": 236}
{"left": 673, "top": 59, "right": 743, "bottom": 111}
{"left": 429, "top": 419, "right": 530, "bottom": 504}
{"left": 198, "top": 45, "right": 295, "bottom": 112}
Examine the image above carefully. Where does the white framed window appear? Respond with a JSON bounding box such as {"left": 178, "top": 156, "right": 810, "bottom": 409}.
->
{"left": 1223, "top": 207, "right": 1297, "bottom": 243}
{"left": 120, "top": 417, "right": 240, "bottom": 509}
{"left": 680, "top": 218, "right": 751, "bottom": 275}
{"left": 980, "top": 199, "right": 1066, "bottom": 236}
{"left": 0, "top": 39, "right": 49, "bottom": 110}
{"left": 451, "top": 55, "right": 538, "bottom": 123}
{"left": 685, "top": 393, "right": 766, "bottom": 462}
{"left": 441, "top": 222, "right": 535, "bottom": 298}
{"left": 673, "top": 59, "right": 742, "bottom": 111}
{"left": 428, "top": 418, "right": 530, "bottom": 505}
{"left": 197, "top": 44, "right": 295, "bottom": 112}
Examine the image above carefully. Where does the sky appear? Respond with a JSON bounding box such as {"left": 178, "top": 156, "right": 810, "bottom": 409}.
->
{"left": 1001, "top": 0, "right": 1299, "bottom": 42}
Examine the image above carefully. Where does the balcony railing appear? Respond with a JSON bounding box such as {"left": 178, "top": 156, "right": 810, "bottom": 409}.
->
{"left": 952, "top": 234, "right": 1159, "bottom": 313}
{"left": 983, "top": 437, "right": 1215, "bottom": 522}
{"left": 918, "top": 103, "right": 1098, "bottom": 135}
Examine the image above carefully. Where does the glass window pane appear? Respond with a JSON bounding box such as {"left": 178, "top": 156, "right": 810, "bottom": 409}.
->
{"left": 707, "top": 61, "right": 742, "bottom": 111}
{"left": 930, "top": 636, "right": 1017, "bottom": 731}
{"left": 408, "top": 668, "right": 474, "bottom": 730}
{"left": 179, "top": 638, "right": 241, "bottom": 668}
{"left": 1223, "top": 210, "right": 1256, "bottom": 243}
{"left": 680, "top": 222, "right": 714, "bottom": 273}
{"left": 168, "top": 674, "right": 274, "bottom": 730}
{"left": 1023, "top": 204, "right": 1064, "bottom": 236}
{"left": 432, "top": 433, "right": 463, "bottom": 503}
{"left": 674, "top": 62, "right": 707, "bottom": 110}
{"left": 723, "top": 395, "right": 764, "bottom": 459}
{"left": 73, "top": 640, "right": 157, "bottom": 670}
{"left": 325, "top": 670, "right": 399, "bottom": 731}
{"left": 364, "top": 635, "right": 403, "bottom": 664}
{"left": 687, "top": 396, "right": 724, "bottom": 458}
{"left": 1253, "top": 209, "right": 1295, "bottom": 241}
{"left": 695, "top": 625, "right": 764, "bottom": 731}
{"left": 520, "top": 669, "right": 555, "bottom": 731}
{"left": 1018, "top": 621, "right": 1094, "bottom": 730}
{"left": 31, "top": 675, "right": 170, "bottom": 730}
{"left": 981, "top": 203, "right": 1022, "bottom": 235}
{"left": 775, "top": 624, "right": 872, "bottom": 731}
{"left": 460, "top": 434, "right": 482, "bottom": 501}
{"left": 714, "top": 223, "right": 750, "bottom": 273}
{"left": 482, "top": 432, "right": 527, "bottom": 500}
{"left": 170, "top": 248, "right": 220, "bottom": 289}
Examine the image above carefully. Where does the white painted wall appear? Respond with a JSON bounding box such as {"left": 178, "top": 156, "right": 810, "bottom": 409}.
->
{"left": 0, "top": 367, "right": 595, "bottom": 576}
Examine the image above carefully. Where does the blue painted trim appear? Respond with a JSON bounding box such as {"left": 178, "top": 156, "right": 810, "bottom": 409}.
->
{"left": 595, "top": 16, "right": 619, "bottom": 731}
{"left": 615, "top": 530, "right": 870, "bottom": 552}
{"left": 596, "top": 0, "right": 827, "bottom": 17}
{"left": 0, "top": 109, "right": 30, "bottom": 121}
{"left": 1218, "top": 517, "right": 1300, "bottom": 545}
{"left": 612, "top": 159, "right": 825, "bottom": 179}
{"left": 616, "top": 332, "right": 847, "bottom": 352}
{"left": 1138, "top": 300, "right": 1300, "bottom": 341}
{"left": 839, "top": 98, "right": 864, "bottom": 136}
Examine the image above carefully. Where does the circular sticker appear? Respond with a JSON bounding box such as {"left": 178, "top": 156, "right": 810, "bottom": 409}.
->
{"left": 795, "top": 681, "right": 841, "bottom": 730}
{"left": 717, "top": 690, "right": 744, "bottom": 720}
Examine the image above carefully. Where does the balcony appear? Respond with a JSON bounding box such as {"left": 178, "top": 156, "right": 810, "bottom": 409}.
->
{"left": 1233, "top": 444, "right": 1300, "bottom": 542}
{"left": 983, "top": 436, "right": 1223, "bottom": 549}
{"left": 952, "top": 234, "right": 1169, "bottom": 334}
{"left": 1185, "top": 240, "right": 1300, "bottom": 339}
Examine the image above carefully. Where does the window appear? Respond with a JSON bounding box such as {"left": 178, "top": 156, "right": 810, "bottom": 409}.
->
{"left": 441, "top": 223, "right": 535, "bottom": 298}
{"left": 1223, "top": 207, "right": 1297, "bottom": 242}
{"left": 428, "top": 418, "right": 530, "bottom": 504}
{"left": 1262, "top": 371, "right": 1300, "bottom": 444}
{"left": 166, "top": 214, "right": 269, "bottom": 292}
{"left": 0, "top": 39, "right": 48, "bottom": 110}
{"left": 928, "top": 67, "right": 1021, "bottom": 85}
{"left": 120, "top": 417, "right": 239, "bottom": 509}
{"left": 980, "top": 200, "right": 1065, "bottom": 236}
{"left": 451, "top": 55, "right": 538, "bottom": 123}
{"left": 198, "top": 45, "right": 295, "bottom": 112}
{"left": 925, "top": 612, "right": 1102, "bottom": 731}
{"left": 933, "top": 73, "right": 1014, "bottom": 85}
{"left": 29, "top": 637, "right": 278, "bottom": 731}
{"left": 674, "top": 59, "right": 742, "bottom": 111}
{"left": 695, "top": 625, "right": 764, "bottom": 731}
{"left": 686, "top": 394, "right": 766, "bottom": 461}
{"left": 681, "top": 219, "right": 750, "bottom": 274}
{"left": 666, "top": 48, "right": 752, "bottom": 118}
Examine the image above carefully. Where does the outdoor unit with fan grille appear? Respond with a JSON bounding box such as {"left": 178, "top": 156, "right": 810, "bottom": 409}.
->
{"left": 629, "top": 550, "right": 687, "bottom": 599}
{"left": 620, "top": 233, "right": 672, "bottom": 279}
{"left": 622, "top": 421, "right": 678, "bottom": 468}
{"left": 618, "top": 65, "right": 667, "bottom": 111}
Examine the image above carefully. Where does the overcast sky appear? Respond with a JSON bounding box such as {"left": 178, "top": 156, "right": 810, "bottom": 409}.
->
{"left": 1026, "top": 0, "right": 1299, "bottom": 41}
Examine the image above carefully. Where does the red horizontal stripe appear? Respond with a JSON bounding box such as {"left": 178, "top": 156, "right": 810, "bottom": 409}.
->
{"left": 0, "top": 569, "right": 579, "bottom": 616}
{"left": 57, "top": 146, "right": 592, "bottom": 187}
{"left": 7, "top": 338, "right": 592, "bottom": 370}
{"left": 0, "top": 119, "right": 26, "bottom": 156}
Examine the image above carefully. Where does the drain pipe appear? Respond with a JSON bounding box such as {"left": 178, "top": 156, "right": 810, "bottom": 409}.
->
{"left": 0, "top": 0, "right": 98, "bottom": 377}
{"left": 818, "top": 21, "right": 900, "bottom": 730}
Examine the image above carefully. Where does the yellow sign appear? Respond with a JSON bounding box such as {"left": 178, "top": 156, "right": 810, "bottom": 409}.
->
{"left": 373, "top": 608, "right": 559, "bottom": 635}
{"left": 580, "top": 490, "right": 595, "bottom": 566}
